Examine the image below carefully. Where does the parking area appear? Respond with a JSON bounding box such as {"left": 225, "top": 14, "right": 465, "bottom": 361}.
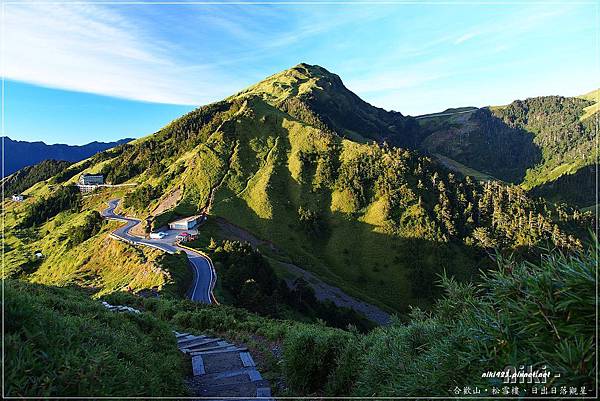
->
{"left": 149, "top": 228, "right": 199, "bottom": 246}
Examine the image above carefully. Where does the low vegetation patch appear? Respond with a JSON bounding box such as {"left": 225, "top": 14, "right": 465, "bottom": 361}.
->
{"left": 102, "top": 241, "right": 595, "bottom": 397}
{"left": 3, "top": 159, "right": 72, "bottom": 196}
{"left": 19, "top": 184, "right": 81, "bottom": 228}
{"left": 66, "top": 210, "right": 104, "bottom": 246}
{"left": 5, "top": 280, "right": 186, "bottom": 398}
{"left": 211, "top": 239, "right": 374, "bottom": 331}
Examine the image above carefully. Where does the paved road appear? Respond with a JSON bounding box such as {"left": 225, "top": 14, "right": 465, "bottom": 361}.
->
{"left": 102, "top": 199, "right": 215, "bottom": 303}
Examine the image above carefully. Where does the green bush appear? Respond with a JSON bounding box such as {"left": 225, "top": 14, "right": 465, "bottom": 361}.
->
{"left": 283, "top": 325, "right": 355, "bottom": 394}
{"left": 347, "top": 241, "right": 597, "bottom": 397}
{"left": 159, "top": 251, "right": 194, "bottom": 298}
{"left": 19, "top": 184, "right": 81, "bottom": 227}
{"left": 100, "top": 241, "right": 596, "bottom": 397}
{"left": 68, "top": 210, "right": 104, "bottom": 246}
{"left": 5, "top": 280, "right": 185, "bottom": 397}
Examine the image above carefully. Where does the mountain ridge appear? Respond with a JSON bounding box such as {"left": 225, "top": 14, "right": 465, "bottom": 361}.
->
{"left": 229, "top": 63, "right": 420, "bottom": 147}
{"left": 5, "top": 63, "right": 592, "bottom": 315}
{"left": 2, "top": 136, "right": 133, "bottom": 176}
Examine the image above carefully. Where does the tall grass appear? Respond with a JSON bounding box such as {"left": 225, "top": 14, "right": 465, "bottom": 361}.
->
{"left": 5, "top": 280, "right": 186, "bottom": 397}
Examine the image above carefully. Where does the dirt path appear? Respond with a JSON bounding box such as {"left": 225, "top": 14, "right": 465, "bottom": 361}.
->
{"left": 279, "top": 261, "right": 391, "bottom": 325}
{"left": 215, "top": 218, "right": 392, "bottom": 325}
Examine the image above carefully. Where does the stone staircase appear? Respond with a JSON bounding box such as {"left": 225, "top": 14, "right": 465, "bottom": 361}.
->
{"left": 175, "top": 331, "right": 273, "bottom": 400}
{"left": 101, "top": 301, "right": 141, "bottom": 314}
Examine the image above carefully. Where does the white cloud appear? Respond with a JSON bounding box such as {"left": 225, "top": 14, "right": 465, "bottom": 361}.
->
{"left": 1, "top": 2, "right": 382, "bottom": 105}
{"left": 2, "top": 2, "right": 242, "bottom": 105}
{"left": 346, "top": 69, "right": 444, "bottom": 94}
{"left": 454, "top": 31, "right": 479, "bottom": 45}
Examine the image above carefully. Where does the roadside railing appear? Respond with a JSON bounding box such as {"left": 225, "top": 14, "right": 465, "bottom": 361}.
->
{"left": 103, "top": 199, "right": 217, "bottom": 304}
{"left": 175, "top": 242, "right": 219, "bottom": 305}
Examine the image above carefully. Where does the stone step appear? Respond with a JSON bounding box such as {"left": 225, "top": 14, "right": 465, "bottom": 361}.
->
{"left": 177, "top": 334, "right": 200, "bottom": 343}
{"left": 194, "top": 379, "right": 271, "bottom": 398}
{"left": 182, "top": 342, "right": 236, "bottom": 354}
{"left": 194, "top": 367, "right": 263, "bottom": 387}
{"left": 189, "top": 347, "right": 247, "bottom": 356}
{"left": 178, "top": 336, "right": 213, "bottom": 348}
{"left": 174, "top": 331, "right": 271, "bottom": 399}
{"left": 177, "top": 334, "right": 209, "bottom": 342}
{"left": 201, "top": 352, "right": 247, "bottom": 374}
{"left": 256, "top": 386, "right": 272, "bottom": 398}
{"left": 239, "top": 352, "right": 256, "bottom": 368}
{"left": 179, "top": 338, "right": 222, "bottom": 351}
{"left": 192, "top": 355, "right": 206, "bottom": 376}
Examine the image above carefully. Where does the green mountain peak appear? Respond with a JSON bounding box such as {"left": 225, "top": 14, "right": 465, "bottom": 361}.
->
{"left": 233, "top": 63, "right": 344, "bottom": 104}
{"left": 231, "top": 63, "right": 418, "bottom": 145}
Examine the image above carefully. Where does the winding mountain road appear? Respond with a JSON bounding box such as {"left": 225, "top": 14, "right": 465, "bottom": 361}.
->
{"left": 101, "top": 199, "right": 216, "bottom": 303}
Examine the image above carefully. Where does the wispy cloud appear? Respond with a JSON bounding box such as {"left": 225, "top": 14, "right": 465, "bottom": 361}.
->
{"left": 454, "top": 31, "right": 479, "bottom": 45}
{"left": 2, "top": 2, "right": 245, "bottom": 105}
{"left": 2, "top": 2, "right": 381, "bottom": 105}
{"left": 452, "top": 5, "right": 573, "bottom": 47}
{"left": 346, "top": 61, "right": 448, "bottom": 94}
{"left": 1, "top": 1, "right": 594, "bottom": 117}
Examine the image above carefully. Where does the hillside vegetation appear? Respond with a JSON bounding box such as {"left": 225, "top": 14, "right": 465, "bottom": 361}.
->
{"left": 5, "top": 279, "right": 186, "bottom": 397}
{"left": 579, "top": 88, "right": 600, "bottom": 120}
{"left": 418, "top": 95, "right": 598, "bottom": 206}
{"left": 7, "top": 240, "right": 596, "bottom": 397}
{"left": 6, "top": 64, "right": 592, "bottom": 314}
{"left": 3, "top": 159, "right": 72, "bottom": 196}
{"left": 3, "top": 190, "right": 190, "bottom": 298}
{"left": 4, "top": 64, "right": 596, "bottom": 398}
{"left": 96, "top": 240, "right": 594, "bottom": 397}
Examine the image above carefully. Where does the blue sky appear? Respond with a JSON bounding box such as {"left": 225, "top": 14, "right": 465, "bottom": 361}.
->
{"left": 3, "top": 0, "right": 598, "bottom": 145}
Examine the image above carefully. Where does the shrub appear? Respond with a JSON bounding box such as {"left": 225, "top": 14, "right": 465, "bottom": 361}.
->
{"left": 68, "top": 211, "right": 104, "bottom": 246}
{"left": 19, "top": 184, "right": 81, "bottom": 227}
{"left": 283, "top": 325, "right": 355, "bottom": 394}
{"left": 5, "top": 280, "right": 185, "bottom": 397}
{"left": 348, "top": 241, "right": 597, "bottom": 397}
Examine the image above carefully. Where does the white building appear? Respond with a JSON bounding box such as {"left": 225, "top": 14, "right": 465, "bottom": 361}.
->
{"left": 12, "top": 194, "right": 24, "bottom": 202}
{"left": 79, "top": 174, "right": 104, "bottom": 186}
{"left": 168, "top": 215, "right": 202, "bottom": 230}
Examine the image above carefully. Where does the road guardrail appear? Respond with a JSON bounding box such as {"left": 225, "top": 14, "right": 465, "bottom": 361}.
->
{"left": 176, "top": 243, "right": 219, "bottom": 305}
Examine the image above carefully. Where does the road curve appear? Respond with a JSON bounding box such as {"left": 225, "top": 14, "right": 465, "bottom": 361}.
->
{"left": 101, "top": 199, "right": 216, "bottom": 304}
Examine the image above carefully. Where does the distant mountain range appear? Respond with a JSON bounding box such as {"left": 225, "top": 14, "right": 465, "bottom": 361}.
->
{"left": 2, "top": 136, "right": 133, "bottom": 176}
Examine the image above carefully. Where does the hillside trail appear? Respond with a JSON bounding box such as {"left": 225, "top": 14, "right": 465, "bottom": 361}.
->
{"left": 102, "top": 302, "right": 273, "bottom": 400}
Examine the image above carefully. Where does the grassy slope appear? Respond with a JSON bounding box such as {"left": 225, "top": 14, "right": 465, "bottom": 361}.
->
{"left": 205, "top": 99, "right": 477, "bottom": 312}
{"left": 5, "top": 279, "right": 186, "bottom": 397}
{"left": 7, "top": 66, "right": 589, "bottom": 315}
{"left": 579, "top": 88, "right": 600, "bottom": 120}
{"left": 100, "top": 239, "right": 596, "bottom": 397}
{"left": 432, "top": 153, "right": 496, "bottom": 182}
{"left": 8, "top": 240, "right": 594, "bottom": 398}
{"left": 3, "top": 186, "right": 190, "bottom": 297}
{"left": 419, "top": 94, "right": 597, "bottom": 204}
{"left": 110, "top": 98, "right": 416, "bottom": 311}
{"left": 2, "top": 159, "right": 72, "bottom": 196}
